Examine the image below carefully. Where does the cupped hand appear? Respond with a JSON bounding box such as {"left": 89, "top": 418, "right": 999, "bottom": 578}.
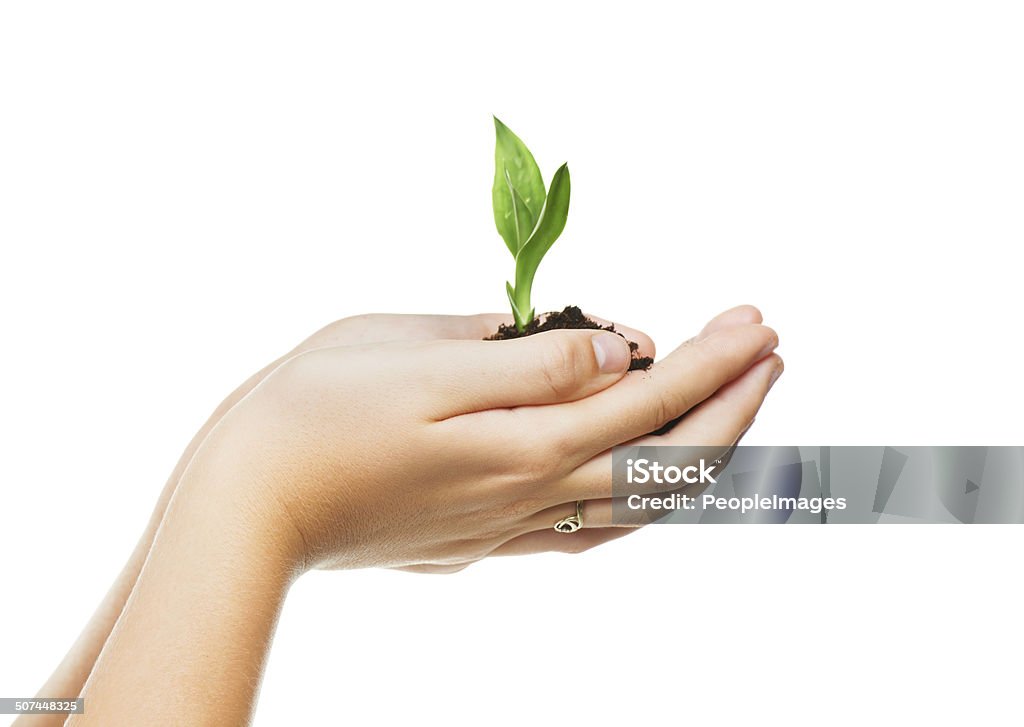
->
{"left": 181, "top": 306, "right": 780, "bottom": 574}
{"left": 25, "top": 309, "right": 661, "bottom": 724}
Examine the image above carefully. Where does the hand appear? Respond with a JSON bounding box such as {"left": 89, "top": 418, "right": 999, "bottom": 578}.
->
{"left": 19, "top": 310, "right": 656, "bottom": 727}
{"left": 21, "top": 310, "right": 656, "bottom": 727}
{"left": 65, "top": 305, "right": 780, "bottom": 726}
{"left": 165, "top": 311, "right": 656, "bottom": 528}
{"left": 181, "top": 306, "right": 780, "bottom": 573}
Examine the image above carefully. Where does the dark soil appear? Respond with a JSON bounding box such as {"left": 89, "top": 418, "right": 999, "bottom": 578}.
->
{"left": 485, "top": 305, "right": 654, "bottom": 372}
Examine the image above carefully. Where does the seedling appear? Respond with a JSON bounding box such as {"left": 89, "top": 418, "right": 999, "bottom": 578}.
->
{"left": 492, "top": 117, "right": 571, "bottom": 331}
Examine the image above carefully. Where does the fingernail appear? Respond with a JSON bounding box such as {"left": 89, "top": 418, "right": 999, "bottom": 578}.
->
{"left": 768, "top": 363, "right": 784, "bottom": 389}
{"left": 592, "top": 332, "right": 630, "bottom": 373}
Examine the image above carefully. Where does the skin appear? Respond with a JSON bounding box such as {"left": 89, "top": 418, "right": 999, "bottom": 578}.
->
{"left": 17, "top": 305, "right": 781, "bottom": 726}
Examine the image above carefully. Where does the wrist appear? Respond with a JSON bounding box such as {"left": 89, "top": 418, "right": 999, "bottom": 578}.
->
{"left": 71, "top": 434, "right": 299, "bottom": 725}
{"left": 176, "top": 423, "right": 310, "bottom": 580}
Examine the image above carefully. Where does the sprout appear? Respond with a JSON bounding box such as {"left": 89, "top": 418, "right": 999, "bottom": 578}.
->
{"left": 492, "top": 117, "right": 571, "bottom": 332}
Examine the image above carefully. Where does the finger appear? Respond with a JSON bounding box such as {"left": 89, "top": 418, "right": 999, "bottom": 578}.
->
{"left": 488, "top": 526, "right": 635, "bottom": 557}
{"left": 586, "top": 305, "right": 759, "bottom": 364}
{"left": 696, "top": 304, "right": 763, "bottom": 338}
{"left": 661, "top": 353, "right": 783, "bottom": 447}
{"left": 426, "top": 328, "right": 637, "bottom": 417}
{"left": 524, "top": 497, "right": 648, "bottom": 531}
{"left": 648, "top": 309, "right": 766, "bottom": 436}
{"left": 555, "top": 353, "right": 784, "bottom": 502}
{"left": 568, "top": 312, "right": 657, "bottom": 361}
{"left": 515, "top": 323, "right": 779, "bottom": 461}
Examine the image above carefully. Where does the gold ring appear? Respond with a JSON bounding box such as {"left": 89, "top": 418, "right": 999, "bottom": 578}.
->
{"left": 554, "top": 500, "right": 583, "bottom": 533}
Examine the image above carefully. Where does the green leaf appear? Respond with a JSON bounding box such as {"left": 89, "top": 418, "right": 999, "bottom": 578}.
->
{"left": 493, "top": 117, "right": 546, "bottom": 256}
{"left": 506, "top": 281, "right": 530, "bottom": 330}
{"left": 505, "top": 167, "right": 538, "bottom": 252}
{"left": 512, "top": 163, "right": 570, "bottom": 320}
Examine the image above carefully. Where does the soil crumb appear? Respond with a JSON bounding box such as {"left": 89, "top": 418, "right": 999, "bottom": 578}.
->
{"left": 485, "top": 305, "right": 653, "bottom": 371}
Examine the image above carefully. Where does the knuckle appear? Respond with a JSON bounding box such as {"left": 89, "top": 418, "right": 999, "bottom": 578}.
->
{"left": 303, "top": 314, "right": 378, "bottom": 347}
{"left": 417, "top": 560, "right": 477, "bottom": 575}
{"left": 267, "top": 348, "right": 323, "bottom": 391}
{"left": 471, "top": 534, "right": 508, "bottom": 561}
{"left": 510, "top": 430, "right": 576, "bottom": 483}
{"left": 491, "top": 496, "right": 545, "bottom": 525}
{"left": 538, "top": 336, "right": 587, "bottom": 400}
{"left": 697, "top": 330, "right": 738, "bottom": 361}
{"left": 333, "top": 312, "right": 377, "bottom": 329}
{"left": 539, "top": 427, "right": 578, "bottom": 469}
{"left": 260, "top": 348, "right": 362, "bottom": 414}
{"left": 645, "top": 388, "right": 692, "bottom": 429}
{"left": 651, "top": 392, "right": 673, "bottom": 428}
{"left": 464, "top": 540, "right": 496, "bottom": 563}
{"left": 512, "top": 452, "right": 558, "bottom": 486}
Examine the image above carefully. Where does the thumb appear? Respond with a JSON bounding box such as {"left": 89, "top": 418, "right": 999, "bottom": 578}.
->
{"left": 430, "top": 329, "right": 634, "bottom": 416}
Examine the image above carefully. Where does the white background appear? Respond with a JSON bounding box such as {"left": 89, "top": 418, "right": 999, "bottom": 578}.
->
{"left": 2, "top": 2, "right": 1022, "bottom": 725}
